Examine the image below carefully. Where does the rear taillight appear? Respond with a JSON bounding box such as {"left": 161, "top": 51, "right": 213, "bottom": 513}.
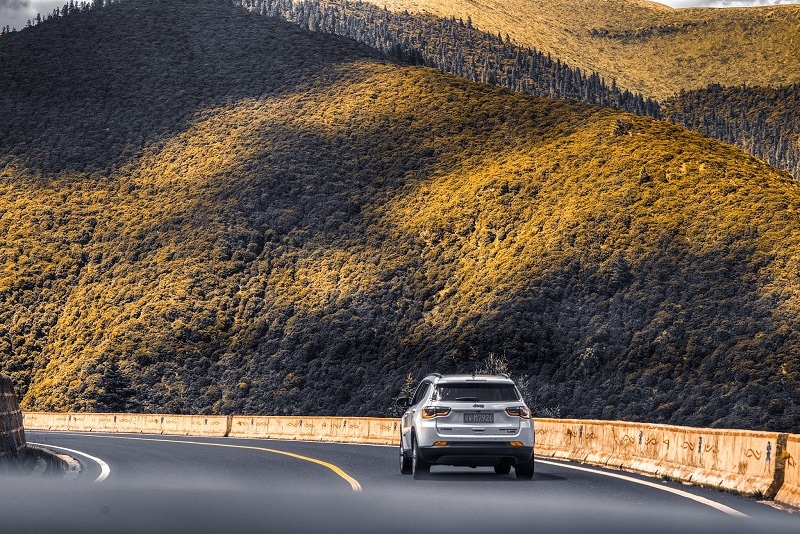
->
{"left": 506, "top": 406, "right": 531, "bottom": 419}
{"left": 421, "top": 407, "right": 451, "bottom": 419}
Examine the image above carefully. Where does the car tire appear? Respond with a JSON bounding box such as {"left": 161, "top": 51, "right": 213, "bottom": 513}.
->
{"left": 494, "top": 463, "right": 511, "bottom": 475}
{"left": 400, "top": 435, "right": 412, "bottom": 475}
{"left": 411, "top": 435, "right": 430, "bottom": 479}
{"left": 515, "top": 458, "right": 534, "bottom": 480}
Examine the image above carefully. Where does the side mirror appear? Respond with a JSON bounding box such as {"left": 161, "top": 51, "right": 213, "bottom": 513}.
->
{"left": 396, "top": 396, "right": 410, "bottom": 409}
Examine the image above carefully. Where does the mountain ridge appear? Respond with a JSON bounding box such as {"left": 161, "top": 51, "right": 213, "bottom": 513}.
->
{"left": 240, "top": 0, "right": 799, "bottom": 178}
{"left": 10, "top": 1, "right": 799, "bottom": 179}
{"left": 362, "top": 0, "right": 800, "bottom": 99}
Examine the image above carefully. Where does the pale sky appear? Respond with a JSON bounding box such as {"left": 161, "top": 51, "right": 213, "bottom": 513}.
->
{"left": 665, "top": 0, "right": 799, "bottom": 5}
{"left": 1, "top": 0, "right": 799, "bottom": 31}
{"left": 1, "top": 0, "right": 63, "bottom": 31}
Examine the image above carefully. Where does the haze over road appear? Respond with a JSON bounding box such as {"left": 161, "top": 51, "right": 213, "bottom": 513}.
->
{"left": 1, "top": 431, "right": 796, "bottom": 533}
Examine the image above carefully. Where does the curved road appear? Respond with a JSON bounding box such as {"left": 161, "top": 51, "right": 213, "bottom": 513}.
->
{"left": 2, "top": 431, "right": 797, "bottom": 533}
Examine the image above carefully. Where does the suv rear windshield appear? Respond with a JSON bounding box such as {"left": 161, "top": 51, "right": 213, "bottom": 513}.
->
{"left": 433, "top": 383, "right": 520, "bottom": 402}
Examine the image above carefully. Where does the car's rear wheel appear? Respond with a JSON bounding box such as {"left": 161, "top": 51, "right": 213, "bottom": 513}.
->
{"left": 515, "top": 458, "right": 534, "bottom": 479}
{"left": 411, "top": 435, "right": 430, "bottom": 479}
{"left": 400, "top": 435, "right": 412, "bottom": 475}
{"left": 494, "top": 462, "right": 511, "bottom": 475}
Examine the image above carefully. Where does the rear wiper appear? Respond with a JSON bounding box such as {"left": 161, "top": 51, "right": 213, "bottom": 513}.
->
{"left": 456, "top": 396, "right": 480, "bottom": 401}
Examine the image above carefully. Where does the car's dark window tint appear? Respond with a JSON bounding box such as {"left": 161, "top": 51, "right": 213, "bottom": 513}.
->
{"left": 411, "top": 381, "right": 431, "bottom": 406}
{"left": 434, "top": 383, "right": 520, "bottom": 402}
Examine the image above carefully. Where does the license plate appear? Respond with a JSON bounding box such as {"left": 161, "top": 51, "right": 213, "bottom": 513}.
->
{"left": 464, "top": 413, "right": 494, "bottom": 424}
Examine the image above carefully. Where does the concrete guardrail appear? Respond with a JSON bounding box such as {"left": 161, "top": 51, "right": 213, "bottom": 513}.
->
{"left": 0, "top": 374, "right": 26, "bottom": 470}
{"left": 775, "top": 433, "right": 800, "bottom": 510}
{"left": 533, "top": 418, "right": 788, "bottom": 500}
{"left": 228, "top": 415, "right": 399, "bottom": 444}
{"left": 21, "top": 411, "right": 800, "bottom": 511}
{"left": 22, "top": 412, "right": 231, "bottom": 437}
{"left": 21, "top": 411, "right": 399, "bottom": 445}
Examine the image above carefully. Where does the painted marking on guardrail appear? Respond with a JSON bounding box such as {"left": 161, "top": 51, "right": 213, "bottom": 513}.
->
{"left": 536, "top": 459, "right": 748, "bottom": 518}
{"left": 83, "top": 435, "right": 362, "bottom": 492}
{"left": 29, "top": 442, "right": 111, "bottom": 483}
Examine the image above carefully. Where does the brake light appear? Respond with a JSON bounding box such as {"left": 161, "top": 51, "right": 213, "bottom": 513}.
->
{"left": 421, "top": 407, "right": 451, "bottom": 419}
{"left": 506, "top": 406, "right": 531, "bottom": 419}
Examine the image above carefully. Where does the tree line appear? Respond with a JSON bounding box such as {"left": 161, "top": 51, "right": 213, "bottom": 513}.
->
{"left": 0, "top": 0, "right": 112, "bottom": 34}
{"left": 235, "top": 0, "right": 800, "bottom": 178}
{"left": 5, "top": 0, "right": 798, "bottom": 179}
{"left": 662, "top": 83, "right": 800, "bottom": 179}
{"left": 236, "top": 0, "right": 661, "bottom": 118}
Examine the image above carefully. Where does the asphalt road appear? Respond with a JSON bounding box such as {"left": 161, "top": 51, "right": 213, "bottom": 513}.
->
{"left": 2, "top": 431, "right": 797, "bottom": 533}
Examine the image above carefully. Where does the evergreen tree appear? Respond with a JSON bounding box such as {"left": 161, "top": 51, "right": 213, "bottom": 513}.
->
{"left": 96, "top": 358, "right": 139, "bottom": 412}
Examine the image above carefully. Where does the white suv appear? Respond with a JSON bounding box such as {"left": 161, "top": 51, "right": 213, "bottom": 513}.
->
{"left": 397, "top": 373, "right": 535, "bottom": 479}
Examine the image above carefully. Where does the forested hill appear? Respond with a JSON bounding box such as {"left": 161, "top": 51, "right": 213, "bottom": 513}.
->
{"left": 0, "top": 0, "right": 386, "bottom": 174}
{"left": 361, "top": 0, "right": 800, "bottom": 100}
{"left": 2, "top": 0, "right": 800, "bottom": 432}
{"left": 242, "top": 0, "right": 798, "bottom": 179}
{"left": 8, "top": 1, "right": 798, "bottom": 180}
{"left": 240, "top": 0, "right": 660, "bottom": 118}
{"left": 663, "top": 84, "right": 800, "bottom": 179}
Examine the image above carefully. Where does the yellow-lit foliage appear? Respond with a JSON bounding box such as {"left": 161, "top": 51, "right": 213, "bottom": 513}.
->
{"left": 2, "top": 0, "right": 800, "bottom": 430}
{"left": 365, "top": 0, "right": 800, "bottom": 99}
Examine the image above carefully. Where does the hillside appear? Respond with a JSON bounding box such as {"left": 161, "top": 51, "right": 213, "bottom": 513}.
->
{"left": 663, "top": 83, "right": 800, "bottom": 178}
{"left": 2, "top": 0, "right": 800, "bottom": 431}
{"left": 243, "top": 0, "right": 797, "bottom": 178}
{"left": 12, "top": 1, "right": 800, "bottom": 181}
{"left": 363, "top": 0, "right": 800, "bottom": 100}
{"left": 245, "top": 0, "right": 661, "bottom": 116}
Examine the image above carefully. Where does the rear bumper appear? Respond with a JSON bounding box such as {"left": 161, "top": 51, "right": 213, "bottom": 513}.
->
{"left": 419, "top": 442, "right": 534, "bottom": 467}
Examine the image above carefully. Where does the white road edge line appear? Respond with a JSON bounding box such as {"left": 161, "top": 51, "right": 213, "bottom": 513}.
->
{"left": 28, "top": 441, "right": 111, "bottom": 483}
{"left": 46, "top": 434, "right": 362, "bottom": 492}
{"left": 536, "top": 459, "right": 749, "bottom": 518}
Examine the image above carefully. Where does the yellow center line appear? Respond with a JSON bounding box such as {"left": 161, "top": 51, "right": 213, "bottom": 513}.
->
{"left": 76, "top": 434, "right": 362, "bottom": 492}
